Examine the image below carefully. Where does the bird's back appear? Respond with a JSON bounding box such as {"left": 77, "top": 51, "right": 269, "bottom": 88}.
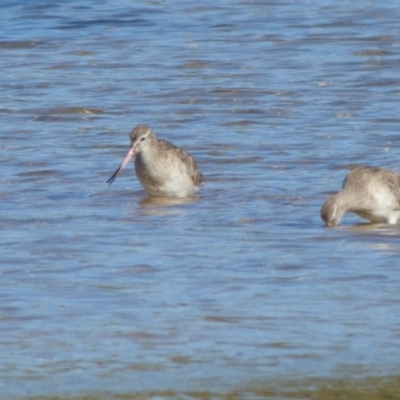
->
{"left": 343, "top": 166, "right": 400, "bottom": 202}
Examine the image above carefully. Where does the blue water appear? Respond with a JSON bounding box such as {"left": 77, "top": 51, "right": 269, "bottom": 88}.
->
{"left": 1, "top": 0, "right": 400, "bottom": 398}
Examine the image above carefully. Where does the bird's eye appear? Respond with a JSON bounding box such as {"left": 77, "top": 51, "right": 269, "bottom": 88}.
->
{"left": 140, "top": 137, "right": 146, "bottom": 141}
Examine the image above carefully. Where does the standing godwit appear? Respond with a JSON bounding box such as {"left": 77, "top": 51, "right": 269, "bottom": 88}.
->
{"left": 107, "top": 125, "right": 204, "bottom": 198}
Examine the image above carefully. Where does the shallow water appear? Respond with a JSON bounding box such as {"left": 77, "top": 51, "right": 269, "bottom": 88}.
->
{"left": 1, "top": 0, "right": 400, "bottom": 398}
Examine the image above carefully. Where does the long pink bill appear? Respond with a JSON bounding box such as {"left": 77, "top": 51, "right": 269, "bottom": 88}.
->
{"left": 107, "top": 147, "right": 136, "bottom": 184}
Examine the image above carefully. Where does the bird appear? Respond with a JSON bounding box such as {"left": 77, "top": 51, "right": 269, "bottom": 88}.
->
{"left": 321, "top": 166, "right": 400, "bottom": 227}
{"left": 107, "top": 124, "right": 204, "bottom": 198}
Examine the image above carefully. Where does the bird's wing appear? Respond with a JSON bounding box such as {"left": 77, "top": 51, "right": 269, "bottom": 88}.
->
{"left": 345, "top": 166, "right": 400, "bottom": 206}
{"left": 159, "top": 139, "right": 204, "bottom": 186}
{"left": 381, "top": 169, "right": 400, "bottom": 206}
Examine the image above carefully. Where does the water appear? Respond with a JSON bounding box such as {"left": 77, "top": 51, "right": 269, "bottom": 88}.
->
{"left": 1, "top": 0, "right": 400, "bottom": 398}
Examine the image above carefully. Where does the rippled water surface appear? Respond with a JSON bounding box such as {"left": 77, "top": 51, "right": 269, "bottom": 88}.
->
{"left": 2, "top": 0, "right": 400, "bottom": 398}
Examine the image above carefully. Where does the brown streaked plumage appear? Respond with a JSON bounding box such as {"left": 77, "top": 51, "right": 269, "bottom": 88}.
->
{"left": 107, "top": 125, "right": 204, "bottom": 198}
{"left": 321, "top": 166, "right": 400, "bottom": 227}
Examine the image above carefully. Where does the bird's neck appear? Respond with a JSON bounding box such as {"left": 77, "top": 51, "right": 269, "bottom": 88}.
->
{"left": 336, "top": 189, "right": 362, "bottom": 213}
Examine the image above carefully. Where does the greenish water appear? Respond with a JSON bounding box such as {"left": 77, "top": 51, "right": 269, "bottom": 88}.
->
{"left": 19, "top": 375, "right": 400, "bottom": 400}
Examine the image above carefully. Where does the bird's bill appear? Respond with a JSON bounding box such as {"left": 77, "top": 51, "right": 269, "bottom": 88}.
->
{"left": 107, "top": 147, "right": 136, "bottom": 184}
